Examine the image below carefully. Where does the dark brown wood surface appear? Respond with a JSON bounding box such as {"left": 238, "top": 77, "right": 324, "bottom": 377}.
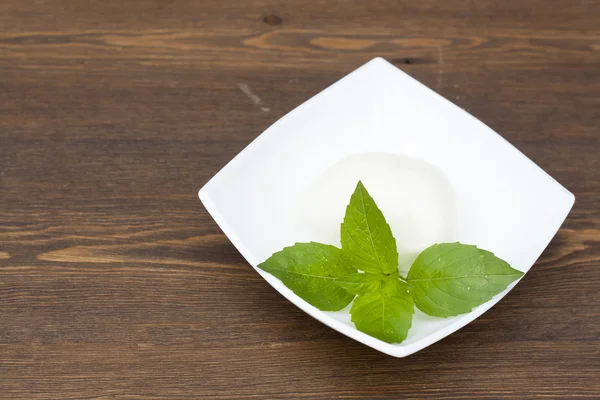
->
{"left": 1, "top": 1, "right": 599, "bottom": 399}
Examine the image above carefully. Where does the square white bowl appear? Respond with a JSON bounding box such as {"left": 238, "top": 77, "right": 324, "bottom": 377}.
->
{"left": 199, "top": 57, "right": 574, "bottom": 357}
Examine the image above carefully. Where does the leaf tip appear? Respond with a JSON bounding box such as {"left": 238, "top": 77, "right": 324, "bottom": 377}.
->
{"left": 256, "top": 260, "right": 268, "bottom": 272}
{"left": 515, "top": 269, "right": 525, "bottom": 278}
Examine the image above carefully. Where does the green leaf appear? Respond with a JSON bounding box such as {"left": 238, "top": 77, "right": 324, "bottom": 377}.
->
{"left": 257, "top": 242, "right": 357, "bottom": 311}
{"left": 335, "top": 272, "right": 382, "bottom": 295}
{"left": 407, "top": 243, "right": 524, "bottom": 317}
{"left": 350, "top": 277, "right": 414, "bottom": 343}
{"left": 340, "top": 181, "right": 399, "bottom": 276}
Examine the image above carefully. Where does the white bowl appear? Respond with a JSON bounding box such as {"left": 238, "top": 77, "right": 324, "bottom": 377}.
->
{"left": 199, "top": 57, "right": 574, "bottom": 357}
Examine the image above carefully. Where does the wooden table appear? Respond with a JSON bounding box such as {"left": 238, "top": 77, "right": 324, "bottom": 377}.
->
{"left": 1, "top": 1, "right": 599, "bottom": 398}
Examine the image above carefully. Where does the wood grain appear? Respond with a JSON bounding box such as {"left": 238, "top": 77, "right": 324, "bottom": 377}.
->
{"left": 1, "top": 0, "right": 599, "bottom": 399}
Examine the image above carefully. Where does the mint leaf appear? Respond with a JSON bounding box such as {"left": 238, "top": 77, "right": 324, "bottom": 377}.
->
{"left": 350, "top": 277, "right": 414, "bottom": 343}
{"left": 335, "top": 272, "right": 382, "bottom": 295}
{"left": 407, "top": 243, "right": 524, "bottom": 317}
{"left": 257, "top": 242, "right": 357, "bottom": 311}
{"left": 341, "top": 181, "right": 399, "bottom": 276}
